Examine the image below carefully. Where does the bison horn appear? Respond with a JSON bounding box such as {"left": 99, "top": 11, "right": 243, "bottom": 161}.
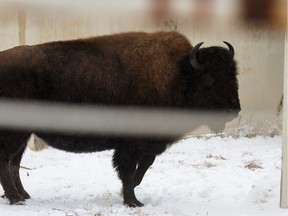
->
{"left": 189, "top": 42, "right": 204, "bottom": 70}
{"left": 223, "top": 41, "right": 234, "bottom": 58}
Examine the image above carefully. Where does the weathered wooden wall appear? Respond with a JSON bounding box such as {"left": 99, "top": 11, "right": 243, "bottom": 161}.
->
{"left": 0, "top": 6, "right": 285, "bottom": 136}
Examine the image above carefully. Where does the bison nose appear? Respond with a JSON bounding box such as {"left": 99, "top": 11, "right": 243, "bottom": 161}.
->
{"left": 230, "top": 107, "right": 241, "bottom": 115}
{"left": 226, "top": 108, "right": 240, "bottom": 120}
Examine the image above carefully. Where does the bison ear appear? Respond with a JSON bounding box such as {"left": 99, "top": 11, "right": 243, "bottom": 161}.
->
{"left": 189, "top": 42, "right": 204, "bottom": 70}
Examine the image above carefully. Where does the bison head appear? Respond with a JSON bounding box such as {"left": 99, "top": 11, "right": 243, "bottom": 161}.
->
{"left": 180, "top": 41, "right": 241, "bottom": 132}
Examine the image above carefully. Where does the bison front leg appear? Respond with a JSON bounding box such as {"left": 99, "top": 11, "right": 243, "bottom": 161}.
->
{"left": 113, "top": 147, "right": 144, "bottom": 207}
{"left": 134, "top": 155, "right": 155, "bottom": 187}
{"left": 9, "top": 146, "right": 30, "bottom": 200}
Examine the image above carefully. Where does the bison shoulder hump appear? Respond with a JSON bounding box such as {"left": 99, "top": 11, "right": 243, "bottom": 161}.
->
{"left": 154, "top": 32, "right": 192, "bottom": 59}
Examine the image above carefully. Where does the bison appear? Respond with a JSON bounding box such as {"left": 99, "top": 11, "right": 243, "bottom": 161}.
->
{"left": 0, "top": 31, "right": 240, "bottom": 207}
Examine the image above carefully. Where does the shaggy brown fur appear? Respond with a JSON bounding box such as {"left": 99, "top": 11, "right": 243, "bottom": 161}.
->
{"left": 0, "top": 31, "right": 240, "bottom": 207}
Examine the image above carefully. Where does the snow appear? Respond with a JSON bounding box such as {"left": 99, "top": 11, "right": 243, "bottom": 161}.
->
{"left": 0, "top": 136, "right": 287, "bottom": 216}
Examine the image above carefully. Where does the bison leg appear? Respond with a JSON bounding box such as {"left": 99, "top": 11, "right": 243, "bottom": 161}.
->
{"left": 113, "top": 147, "right": 144, "bottom": 207}
{"left": 134, "top": 155, "right": 155, "bottom": 187}
{"left": 9, "top": 145, "right": 30, "bottom": 200}
{"left": 0, "top": 132, "right": 29, "bottom": 204}
{"left": 0, "top": 156, "right": 24, "bottom": 204}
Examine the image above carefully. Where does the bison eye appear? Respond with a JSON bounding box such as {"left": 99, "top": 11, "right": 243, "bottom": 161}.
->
{"left": 202, "top": 74, "right": 215, "bottom": 87}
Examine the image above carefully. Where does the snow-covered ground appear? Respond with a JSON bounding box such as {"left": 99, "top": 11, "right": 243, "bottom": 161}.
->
{"left": 0, "top": 136, "right": 286, "bottom": 216}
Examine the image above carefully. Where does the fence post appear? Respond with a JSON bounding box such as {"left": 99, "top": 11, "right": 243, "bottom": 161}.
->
{"left": 280, "top": 13, "right": 288, "bottom": 208}
{"left": 18, "top": 9, "right": 26, "bottom": 45}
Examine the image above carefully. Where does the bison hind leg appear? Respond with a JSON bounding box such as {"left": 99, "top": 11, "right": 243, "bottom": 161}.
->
{"left": 0, "top": 132, "right": 30, "bottom": 204}
{"left": 9, "top": 145, "right": 30, "bottom": 200}
{"left": 0, "top": 158, "right": 25, "bottom": 204}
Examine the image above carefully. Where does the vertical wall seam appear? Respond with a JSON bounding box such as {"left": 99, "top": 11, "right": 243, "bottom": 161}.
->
{"left": 18, "top": 9, "right": 26, "bottom": 46}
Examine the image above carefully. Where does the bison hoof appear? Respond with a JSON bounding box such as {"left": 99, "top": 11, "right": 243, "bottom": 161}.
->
{"left": 1, "top": 194, "right": 25, "bottom": 204}
{"left": 124, "top": 200, "right": 144, "bottom": 208}
{"left": 9, "top": 199, "right": 25, "bottom": 205}
{"left": 13, "top": 200, "right": 26, "bottom": 205}
{"left": 21, "top": 191, "right": 30, "bottom": 200}
{"left": 7, "top": 196, "right": 25, "bottom": 205}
